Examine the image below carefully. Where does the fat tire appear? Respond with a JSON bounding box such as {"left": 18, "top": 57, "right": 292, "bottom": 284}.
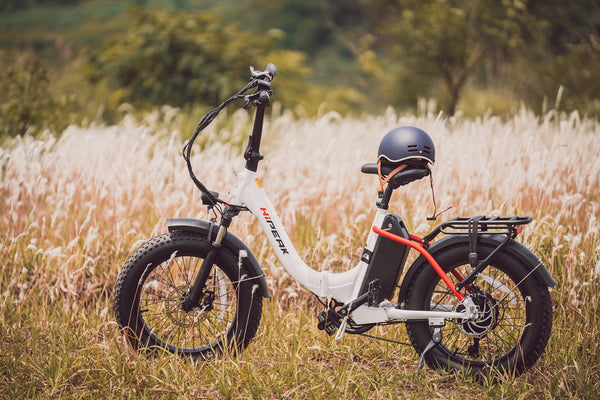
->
{"left": 404, "top": 243, "right": 553, "bottom": 376}
{"left": 114, "top": 231, "right": 263, "bottom": 359}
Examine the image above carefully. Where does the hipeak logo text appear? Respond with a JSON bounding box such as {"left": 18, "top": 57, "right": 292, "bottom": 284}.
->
{"left": 260, "top": 208, "right": 289, "bottom": 254}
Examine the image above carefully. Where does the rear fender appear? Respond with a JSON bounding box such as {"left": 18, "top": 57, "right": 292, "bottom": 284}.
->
{"left": 398, "top": 234, "right": 556, "bottom": 304}
{"left": 167, "top": 218, "right": 270, "bottom": 298}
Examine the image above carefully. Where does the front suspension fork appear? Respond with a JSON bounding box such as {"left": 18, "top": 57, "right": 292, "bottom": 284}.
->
{"left": 181, "top": 210, "right": 235, "bottom": 311}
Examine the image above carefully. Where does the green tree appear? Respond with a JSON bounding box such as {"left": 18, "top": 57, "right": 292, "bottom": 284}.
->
{"left": 521, "top": 0, "right": 600, "bottom": 115}
{"left": 89, "top": 8, "right": 306, "bottom": 110}
{"left": 359, "top": 0, "right": 535, "bottom": 115}
{"left": 0, "top": 53, "right": 73, "bottom": 137}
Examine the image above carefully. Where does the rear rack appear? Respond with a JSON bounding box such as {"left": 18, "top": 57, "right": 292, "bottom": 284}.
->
{"left": 422, "top": 216, "right": 532, "bottom": 244}
{"left": 420, "top": 215, "right": 533, "bottom": 291}
{"left": 439, "top": 215, "right": 531, "bottom": 232}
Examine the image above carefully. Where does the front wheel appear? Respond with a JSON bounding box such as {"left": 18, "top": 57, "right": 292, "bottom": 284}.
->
{"left": 114, "top": 231, "right": 263, "bottom": 359}
{"left": 404, "top": 243, "right": 553, "bottom": 376}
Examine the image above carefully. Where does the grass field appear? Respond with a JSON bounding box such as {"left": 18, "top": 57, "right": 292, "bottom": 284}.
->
{"left": 1, "top": 107, "right": 599, "bottom": 399}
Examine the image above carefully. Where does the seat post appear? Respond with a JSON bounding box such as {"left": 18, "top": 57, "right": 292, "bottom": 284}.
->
{"left": 376, "top": 185, "right": 394, "bottom": 210}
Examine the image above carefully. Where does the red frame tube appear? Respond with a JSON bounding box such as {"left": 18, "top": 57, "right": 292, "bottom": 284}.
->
{"left": 372, "top": 226, "right": 465, "bottom": 301}
{"left": 450, "top": 269, "right": 471, "bottom": 291}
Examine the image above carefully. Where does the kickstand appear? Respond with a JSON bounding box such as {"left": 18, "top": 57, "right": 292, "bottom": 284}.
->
{"left": 417, "top": 320, "right": 445, "bottom": 370}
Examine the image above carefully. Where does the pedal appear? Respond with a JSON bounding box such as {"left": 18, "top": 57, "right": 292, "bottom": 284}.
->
{"left": 317, "top": 310, "right": 338, "bottom": 336}
{"left": 417, "top": 319, "right": 445, "bottom": 370}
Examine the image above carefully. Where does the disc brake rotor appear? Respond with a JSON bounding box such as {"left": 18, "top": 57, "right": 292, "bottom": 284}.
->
{"left": 456, "top": 292, "right": 500, "bottom": 338}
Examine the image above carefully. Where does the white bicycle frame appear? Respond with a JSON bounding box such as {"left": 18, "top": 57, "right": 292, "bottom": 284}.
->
{"left": 227, "top": 167, "right": 475, "bottom": 327}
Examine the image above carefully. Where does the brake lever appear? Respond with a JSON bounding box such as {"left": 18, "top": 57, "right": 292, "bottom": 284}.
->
{"left": 249, "top": 65, "right": 261, "bottom": 77}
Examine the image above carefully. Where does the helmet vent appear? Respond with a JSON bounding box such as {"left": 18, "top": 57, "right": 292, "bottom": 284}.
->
{"left": 377, "top": 126, "right": 435, "bottom": 165}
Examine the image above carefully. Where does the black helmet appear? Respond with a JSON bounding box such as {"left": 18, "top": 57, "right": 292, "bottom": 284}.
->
{"left": 378, "top": 126, "right": 435, "bottom": 167}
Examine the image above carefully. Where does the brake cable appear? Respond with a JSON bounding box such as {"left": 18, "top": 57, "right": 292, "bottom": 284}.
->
{"left": 182, "top": 78, "right": 264, "bottom": 214}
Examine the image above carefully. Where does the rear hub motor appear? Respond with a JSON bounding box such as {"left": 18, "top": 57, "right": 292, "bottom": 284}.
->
{"left": 457, "top": 292, "right": 500, "bottom": 338}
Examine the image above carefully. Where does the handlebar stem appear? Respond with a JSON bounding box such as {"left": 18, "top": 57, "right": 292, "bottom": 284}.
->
{"left": 244, "top": 103, "right": 267, "bottom": 171}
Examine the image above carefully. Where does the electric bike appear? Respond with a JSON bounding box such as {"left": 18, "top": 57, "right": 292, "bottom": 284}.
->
{"left": 114, "top": 64, "right": 556, "bottom": 376}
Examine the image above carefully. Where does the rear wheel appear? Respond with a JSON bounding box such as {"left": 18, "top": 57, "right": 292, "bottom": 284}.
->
{"left": 404, "top": 243, "right": 553, "bottom": 376}
{"left": 114, "top": 231, "right": 263, "bottom": 359}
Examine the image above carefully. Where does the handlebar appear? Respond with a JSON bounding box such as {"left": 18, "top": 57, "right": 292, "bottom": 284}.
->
{"left": 243, "top": 63, "right": 277, "bottom": 108}
{"left": 182, "top": 63, "right": 277, "bottom": 211}
{"left": 250, "top": 63, "right": 277, "bottom": 81}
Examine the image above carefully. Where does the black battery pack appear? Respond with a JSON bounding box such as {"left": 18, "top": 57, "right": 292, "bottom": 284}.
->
{"left": 359, "top": 214, "right": 411, "bottom": 301}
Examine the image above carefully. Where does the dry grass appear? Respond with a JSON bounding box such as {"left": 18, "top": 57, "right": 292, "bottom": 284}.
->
{"left": 1, "top": 106, "right": 599, "bottom": 399}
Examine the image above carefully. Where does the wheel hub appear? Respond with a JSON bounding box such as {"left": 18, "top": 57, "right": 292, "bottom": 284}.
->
{"left": 181, "top": 286, "right": 215, "bottom": 312}
{"left": 456, "top": 292, "right": 499, "bottom": 338}
{"left": 164, "top": 288, "right": 213, "bottom": 328}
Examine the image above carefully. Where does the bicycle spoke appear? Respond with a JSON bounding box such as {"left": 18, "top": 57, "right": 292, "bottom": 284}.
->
{"left": 135, "top": 255, "right": 240, "bottom": 351}
{"left": 427, "top": 264, "right": 530, "bottom": 363}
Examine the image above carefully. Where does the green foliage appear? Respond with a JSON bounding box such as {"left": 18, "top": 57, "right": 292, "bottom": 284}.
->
{"left": 261, "top": 50, "right": 364, "bottom": 116}
{"left": 543, "top": 42, "right": 600, "bottom": 116}
{"left": 0, "top": 53, "right": 76, "bottom": 137}
{"left": 226, "top": 0, "right": 373, "bottom": 106}
{"left": 87, "top": 8, "right": 365, "bottom": 117}
{"left": 515, "top": 0, "right": 600, "bottom": 117}
{"left": 0, "top": 0, "right": 83, "bottom": 13}
{"left": 90, "top": 9, "right": 301, "bottom": 110}
{"left": 360, "top": 0, "right": 536, "bottom": 115}
{"left": 455, "top": 85, "right": 521, "bottom": 118}
{"left": 2, "top": 0, "right": 599, "bottom": 123}
{"left": 231, "top": 0, "right": 331, "bottom": 55}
